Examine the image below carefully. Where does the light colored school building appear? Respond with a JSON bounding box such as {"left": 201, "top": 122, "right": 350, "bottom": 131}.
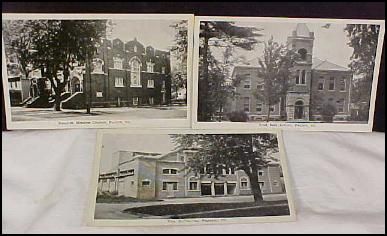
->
{"left": 98, "top": 149, "right": 285, "bottom": 200}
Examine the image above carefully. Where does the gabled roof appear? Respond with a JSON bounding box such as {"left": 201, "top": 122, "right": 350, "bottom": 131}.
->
{"left": 312, "top": 58, "right": 350, "bottom": 71}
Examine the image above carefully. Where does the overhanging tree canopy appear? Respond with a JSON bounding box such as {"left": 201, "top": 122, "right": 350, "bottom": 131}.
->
{"left": 172, "top": 133, "right": 279, "bottom": 202}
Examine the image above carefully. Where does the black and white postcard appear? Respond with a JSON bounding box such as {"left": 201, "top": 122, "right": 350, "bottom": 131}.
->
{"left": 192, "top": 17, "right": 385, "bottom": 132}
{"left": 87, "top": 129, "right": 295, "bottom": 226}
{"left": 2, "top": 14, "right": 193, "bottom": 129}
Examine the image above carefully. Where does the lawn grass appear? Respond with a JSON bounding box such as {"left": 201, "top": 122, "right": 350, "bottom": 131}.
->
{"left": 123, "top": 200, "right": 289, "bottom": 218}
{"left": 96, "top": 193, "right": 162, "bottom": 203}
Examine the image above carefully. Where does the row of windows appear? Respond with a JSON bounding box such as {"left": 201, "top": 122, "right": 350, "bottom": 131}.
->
{"left": 156, "top": 178, "right": 278, "bottom": 191}
{"left": 317, "top": 77, "right": 346, "bottom": 91}
{"left": 8, "top": 81, "right": 20, "bottom": 89}
{"left": 243, "top": 97, "right": 276, "bottom": 113}
{"left": 114, "top": 77, "right": 156, "bottom": 88}
{"left": 112, "top": 57, "right": 166, "bottom": 73}
{"left": 240, "top": 72, "right": 347, "bottom": 91}
{"left": 317, "top": 99, "right": 346, "bottom": 113}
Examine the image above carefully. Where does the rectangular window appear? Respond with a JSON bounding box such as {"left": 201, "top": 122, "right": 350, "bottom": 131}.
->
{"left": 149, "top": 97, "right": 154, "bottom": 105}
{"left": 142, "top": 180, "right": 151, "bottom": 186}
{"left": 255, "top": 103, "right": 262, "bottom": 113}
{"left": 147, "top": 79, "right": 154, "bottom": 88}
{"left": 337, "top": 99, "right": 345, "bottom": 113}
{"left": 115, "top": 77, "right": 124, "bottom": 87}
{"left": 133, "top": 97, "right": 139, "bottom": 105}
{"left": 189, "top": 182, "right": 198, "bottom": 190}
{"left": 258, "top": 171, "right": 264, "bottom": 176}
{"left": 162, "top": 182, "right": 178, "bottom": 191}
{"left": 329, "top": 77, "right": 335, "bottom": 90}
{"left": 161, "top": 67, "right": 166, "bottom": 74}
{"left": 295, "top": 70, "right": 300, "bottom": 84}
{"left": 340, "top": 78, "right": 346, "bottom": 91}
{"left": 243, "top": 97, "right": 250, "bottom": 112}
{"left": 96, "top": 92, "right": 103, "bottom": 98}
{"left": 270, "top": 106, "right": 275, "bottom": 112}
{"left": 162, "top": 169, "right": 178, "bottom": 175}
{"left": 241, "top": 180, "right": 249, "bottom": 189}
{"left": 318, "top": 81, "right": 324, "bottom": 90}
{"left": 256, "top": 103, "right": 263, "bottom": 113}
{"left": 257, "top": 83, "right": 264, "bottom": 90}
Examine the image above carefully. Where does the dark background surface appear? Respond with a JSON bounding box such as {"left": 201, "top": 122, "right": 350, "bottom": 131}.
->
{"left": 1, "top": 1, "right": 385, "bottom": 132}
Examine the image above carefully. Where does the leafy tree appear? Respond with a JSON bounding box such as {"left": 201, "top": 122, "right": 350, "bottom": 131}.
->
{"left": 2, "top": 20, "right": 35, "bottom": 79}
{"left": 10, "top": 20, "right": 107, "bottom": 111}
{"left": 170, "top": 20, "right": 188, "bottom": 104}
{"left": 344, "top": 24, "right": 381, "bottom": 121}
{"left": 172, "top": 133, "right": 279, "bottom": 202}
{"left": 255, "top": 37, "right": 299, "bottom": 121}
{"left": 198, "top": 21, "right": 262, "bottom": 121}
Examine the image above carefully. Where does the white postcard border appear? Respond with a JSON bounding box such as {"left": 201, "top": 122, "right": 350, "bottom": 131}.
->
{"left": 191, "top": 16, "right": 385, "bottom": 132}
{"left": 85, "top": 129, "right": 296, "bottom": 226}
{"left": 2, "top": 13, "right": 194, "bottom": 130}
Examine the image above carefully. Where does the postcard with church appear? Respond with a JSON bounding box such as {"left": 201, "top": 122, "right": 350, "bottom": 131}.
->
{"left": 192, "top": 17, "right": 385, "bottom": 132}
{"left": 86, "top": 129, "right": 295, "bottom": 226}
{"left": 2, "top": 14, "right": 193, "bottom": 129}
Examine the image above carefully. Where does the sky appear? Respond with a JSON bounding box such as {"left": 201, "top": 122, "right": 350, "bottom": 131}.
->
{"left": 99, "top": 133, "right": 281, "bottom": 173}
{"left": 109, "top": 20, "right": 178, "bottom": 51}
{"left": 210, "top": 21, "right": 354, "bottom": 69}
{"left": 100, "top": 134, "right": 176, "bottom": 172}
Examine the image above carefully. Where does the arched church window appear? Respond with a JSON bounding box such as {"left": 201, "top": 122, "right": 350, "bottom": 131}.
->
{"left": 130, "top": 57, "right": 141, "bottom": 87}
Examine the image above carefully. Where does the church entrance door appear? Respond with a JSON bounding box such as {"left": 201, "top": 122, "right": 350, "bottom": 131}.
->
{"left": 294, "top": 101, "right": 304, "bottom": 119}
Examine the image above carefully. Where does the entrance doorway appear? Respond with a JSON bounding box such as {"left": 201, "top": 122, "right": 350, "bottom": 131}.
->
{"left": 71, "top": 77, "right": 81, "bottom": 93}
{"left": 201, "top": 183, "right": 212, "bottom": 196}
{"left": 294, "top": 100, "right": 304, "bottom": 119}
{"left": 214, "top": 183, "right": 224, "bottom": 196}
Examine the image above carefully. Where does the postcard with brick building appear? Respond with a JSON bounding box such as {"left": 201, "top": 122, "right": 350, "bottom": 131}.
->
{"left": 87, "top": 129, "right": 295, "bottom": 226}
{"left": 2, "top": 14, "right": 193, "bottom": 129}
{"left": 192, "top": 17, "right": 385, "bottom": 132}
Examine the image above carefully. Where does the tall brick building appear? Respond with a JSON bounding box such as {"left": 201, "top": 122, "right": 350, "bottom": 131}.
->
{"left": 226, "top": 23, "right": 352, "bottom": 122}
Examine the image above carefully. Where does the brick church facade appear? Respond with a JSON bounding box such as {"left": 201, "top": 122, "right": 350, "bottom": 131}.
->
{"left": 226, "top": 23, "right": 352, "bottom": 122}
{"left": 6, "top": 37, "right": 172, "bottom": 109}
{"left": 63, "top": 37, "right": 172, "bottom": 108}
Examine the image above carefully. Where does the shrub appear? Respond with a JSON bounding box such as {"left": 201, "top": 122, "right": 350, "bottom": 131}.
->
{"left": 227, "top": 111, "right": 249, "bottom": 122}
{"left": 321, "top": 103, "right": 337, "bottom": 123}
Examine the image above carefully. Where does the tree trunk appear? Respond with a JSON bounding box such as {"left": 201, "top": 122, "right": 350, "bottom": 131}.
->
{"left": 266, "top": 104, "right": 271, "bottom": 122}
{"left": 247, "top": 171, "right": 263, "bottom": 203}
{"left": 199, "top": 23, "right": 210, "bottom": 121}
{"left": 54, "top": 92, "right": 61, "bottom": 111}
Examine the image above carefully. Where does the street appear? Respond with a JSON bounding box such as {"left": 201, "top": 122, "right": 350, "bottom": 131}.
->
{"left": 10, "top": 106, "right": 188, "bottom": 121}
